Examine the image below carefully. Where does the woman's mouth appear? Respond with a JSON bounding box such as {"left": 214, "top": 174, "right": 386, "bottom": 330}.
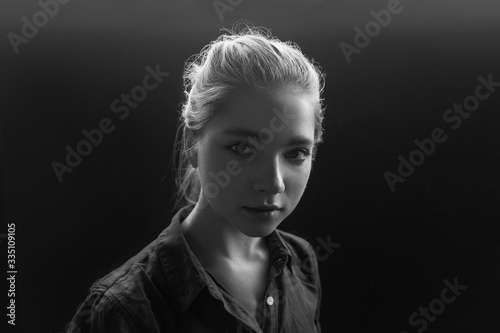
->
{"left": 243, "top": 206, "right": 282, "bottom": 219}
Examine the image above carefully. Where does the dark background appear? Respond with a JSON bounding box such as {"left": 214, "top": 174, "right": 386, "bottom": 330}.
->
{"left": 2, "top": 0, "right": 500, "bottom": 332}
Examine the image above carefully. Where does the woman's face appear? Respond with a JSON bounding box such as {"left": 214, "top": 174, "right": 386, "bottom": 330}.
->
{"left": 195, "top": 87, "right": 316, "bottom": 237}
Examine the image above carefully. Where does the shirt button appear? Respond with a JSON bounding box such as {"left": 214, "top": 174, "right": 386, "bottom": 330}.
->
{"left": 266, "top": 296, "right": 274, "bottom": 306}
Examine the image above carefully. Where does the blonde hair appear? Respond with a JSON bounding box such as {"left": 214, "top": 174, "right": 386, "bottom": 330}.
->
{"left": 173, "top": 25, "right": 326, "bottom": 210}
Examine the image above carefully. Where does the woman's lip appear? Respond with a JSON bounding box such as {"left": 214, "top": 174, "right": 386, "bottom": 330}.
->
{"left": 243, "top": 207, "right": 281, "bottom": 219}
{"left": 245, "top": 206, "right": 281, "bottom": 211}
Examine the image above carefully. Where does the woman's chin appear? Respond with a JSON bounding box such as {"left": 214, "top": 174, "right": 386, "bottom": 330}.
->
{"left": 234, "top": 219, "right": 282, "bottom": 238}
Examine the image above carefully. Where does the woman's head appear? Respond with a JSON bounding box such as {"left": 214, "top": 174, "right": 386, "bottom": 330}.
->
{"left": 174, "top": 26, "right": 325, "bottom": 235}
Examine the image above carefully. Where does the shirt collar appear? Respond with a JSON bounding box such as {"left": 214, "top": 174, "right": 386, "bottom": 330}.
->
{"left": 156, "top": 206, "right": 294, "bottom": 310}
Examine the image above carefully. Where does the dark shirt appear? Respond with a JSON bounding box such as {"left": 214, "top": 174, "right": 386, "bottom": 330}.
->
{"left": 68, "top": 206, "right": 321, "bottom": 333}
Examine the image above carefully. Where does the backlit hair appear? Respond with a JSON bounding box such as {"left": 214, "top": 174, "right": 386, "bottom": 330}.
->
{"left": 173, "top": 25, "right": 325, "bottom": 209}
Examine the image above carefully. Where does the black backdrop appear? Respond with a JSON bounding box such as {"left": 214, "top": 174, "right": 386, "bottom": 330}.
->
{"left": 3, "top": 0, "right": 500, "bottom": 332}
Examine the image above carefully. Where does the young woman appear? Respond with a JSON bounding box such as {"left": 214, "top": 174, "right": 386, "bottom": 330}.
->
{"left": 69, "top": 26, "right": 326, "bottom": 333}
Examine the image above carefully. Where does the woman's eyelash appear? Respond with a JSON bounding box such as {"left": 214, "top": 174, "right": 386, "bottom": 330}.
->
{"left": 286, "top": 149, "right": 311, "bottom": 162}
{"left": 227, "top": 142, "right": 254, "bottom": 155}
{"left": 227, "top": 143, "right": 310, "bottom": 162}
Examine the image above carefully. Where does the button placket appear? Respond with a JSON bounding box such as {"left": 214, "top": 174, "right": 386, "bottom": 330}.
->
{"left": 260, "top": 285, "right": 279, "bottom": 331}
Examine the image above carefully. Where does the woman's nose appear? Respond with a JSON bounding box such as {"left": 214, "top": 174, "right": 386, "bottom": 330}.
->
{"left": 253, "top": 158, "right": 285, "bottom": 194}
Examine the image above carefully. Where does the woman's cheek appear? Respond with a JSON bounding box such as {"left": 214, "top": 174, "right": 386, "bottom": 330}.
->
{"left": 290, "top": 169, "right": 311, "bottom": 197}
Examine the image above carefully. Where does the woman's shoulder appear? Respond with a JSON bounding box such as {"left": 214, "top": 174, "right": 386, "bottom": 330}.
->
{"left": 89, "top": 212, "right": 185, "bottom": 299}
{"left": 68, "top": 209, "right": 197, "bottom": 332}
{"left": 94, "top": 238, "right": 160, "bottom": 293}
{"left": 68, "top": 237, "right": 170, "bottom": 332}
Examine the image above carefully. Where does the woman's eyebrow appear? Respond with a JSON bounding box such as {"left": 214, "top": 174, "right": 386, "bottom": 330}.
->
{"left": 222, "top": 127, "right": 313, "bottom": 146}
{"left": 222, "top": 127, "right": 259, "bottom": 138}
{"left": 287, "top": 136, "right": 314, "bottom": 147}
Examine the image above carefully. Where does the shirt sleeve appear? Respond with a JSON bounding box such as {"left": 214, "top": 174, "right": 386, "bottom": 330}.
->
{"left": 67, "top": 291, "right": 135, "bottom": 333}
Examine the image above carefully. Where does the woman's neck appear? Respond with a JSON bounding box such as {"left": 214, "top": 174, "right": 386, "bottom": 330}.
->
{"left": 180, "top": 195, "right": 268, "bottom": 265}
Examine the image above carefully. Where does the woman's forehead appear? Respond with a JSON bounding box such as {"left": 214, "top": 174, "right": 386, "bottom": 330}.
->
{"left": 214, "top": 87, "right": 315, "bottom": 128}
{"left": 206, "top": 91, "right": 315, "bottom": 147}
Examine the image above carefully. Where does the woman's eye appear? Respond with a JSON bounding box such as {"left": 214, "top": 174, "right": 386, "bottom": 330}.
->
{"left": 286, "top": 149, "right": 310, "bottom": 162}
{"left": 228, "top": 142, "right": 254, "bottom": 156}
